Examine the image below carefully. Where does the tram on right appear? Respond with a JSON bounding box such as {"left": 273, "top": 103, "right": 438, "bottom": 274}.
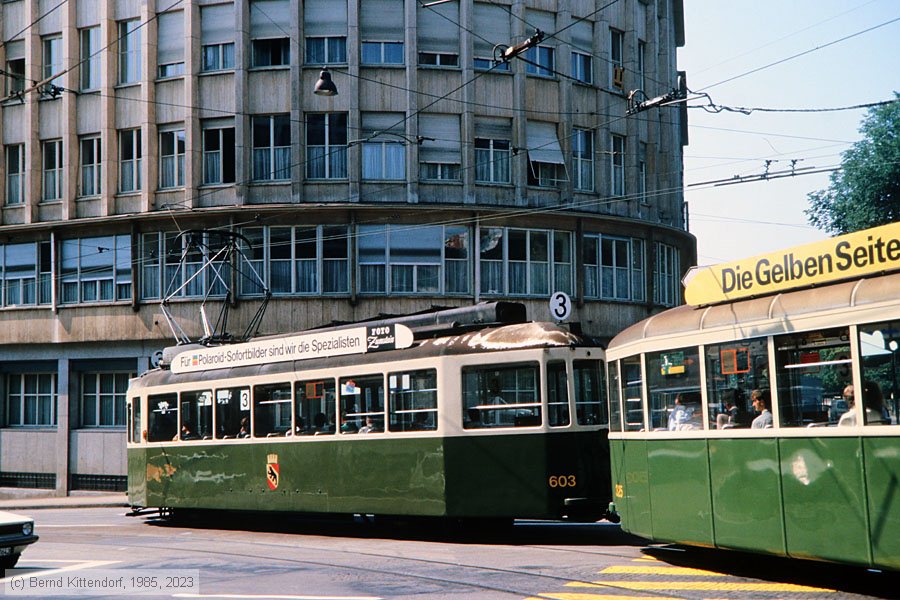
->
{"left": 606, "top": 222, "right": 900, "bottom": 570}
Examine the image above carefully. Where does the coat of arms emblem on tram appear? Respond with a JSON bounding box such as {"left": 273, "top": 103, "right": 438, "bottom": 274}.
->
{"left": 266, "top": 454, "right": 279, "bottom": 490}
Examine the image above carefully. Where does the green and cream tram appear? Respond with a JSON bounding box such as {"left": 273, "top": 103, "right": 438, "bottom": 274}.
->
{"left": 607, "top": 223, "right": 900, "bottom": 570}
{"left": 126, "top": 304, "right": 612, "bottom": 522}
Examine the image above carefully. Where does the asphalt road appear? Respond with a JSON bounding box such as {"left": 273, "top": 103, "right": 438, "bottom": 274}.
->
{"left": 1, "top": 506, "right": 897, "bottom": 599}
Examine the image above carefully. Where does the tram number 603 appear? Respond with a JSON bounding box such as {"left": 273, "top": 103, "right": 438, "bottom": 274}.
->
{"left": 548, "top": 475, "right": 577, "bottom": 488}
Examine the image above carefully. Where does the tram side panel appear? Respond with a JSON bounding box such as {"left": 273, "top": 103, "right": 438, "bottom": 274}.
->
{"left": 610, "top": 439, "right": 653, "bottom": 538}
{"left": 708, "top": 438, "right": 786, "bottom": 555}
{"left": 132, "top": 438, "right": 447, "bottom": 516}
{"left": 864, "top": 436, "right": 900, "bottom": 570}
{"left": 646, "top": 438, "right": 713, "bottom": 547}
{"left": 779, "top": 437, "right": 870, "bottom": 566}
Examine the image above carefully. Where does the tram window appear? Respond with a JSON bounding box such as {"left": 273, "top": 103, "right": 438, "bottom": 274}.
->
{"left": 253, "top": 383, "right": 292, "bottom": 437}
{"left": 147, "top": 393, "right": 178, "bottom": 442}
{"left": 388, "top": 369, "right": 438, "bottom": 432}
{"left": 547, "top": 361, "right": 570, "bottom": 427}
{"left": 775, "top": 328, "right": 850, "bottom": 427}
{"left": 608, "top": 361, "right": 622, "bottom": 431}
{"left": 339, "top": 374, "right": 384, "bottom": 433}
{"left": 215, "top": 386, "right": 250, "bottom": 439}
{"left": 180, "top": 390, "right": 213, "bottom": 440}
{"left": 129, "top": 397, "right": 141, "bottom": 443}
{"left": 858, "top": 321, "right": 898, "bottom": 426}
{"left": 295, "top": 379, "right": 336, "bottom": 435}
{"left": 647, "top": 347, "right": 702, "bottom": 431}
{"left": 705, "top": 338, "right": 768, "bottom": 429}
{"left": 461, "top": 363, "right": 541, "bottom": 429}
{"left": 622, "top": 356, "right": 644, "bottom": 431}
{"left": 574, "top": 360, "right": 607, "bottom": 425}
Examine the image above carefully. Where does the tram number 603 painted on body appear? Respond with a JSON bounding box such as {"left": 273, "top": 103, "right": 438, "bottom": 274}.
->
{"left": 548, "top": 475, "right": 577, "bottom": 488}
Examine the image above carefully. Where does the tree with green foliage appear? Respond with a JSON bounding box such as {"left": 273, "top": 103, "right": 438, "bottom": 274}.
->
{"left": 805, "top": 95, "right": 900, "bottom": 234}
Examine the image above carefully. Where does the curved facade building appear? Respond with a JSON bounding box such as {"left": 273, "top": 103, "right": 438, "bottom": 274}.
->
{"left": 0, "top": 0, "right": 691, "bottom": 494}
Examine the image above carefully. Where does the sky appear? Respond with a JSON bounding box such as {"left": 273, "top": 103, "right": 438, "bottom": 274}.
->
{"left": 677, "top": 0, "right": 900, "bottom": 267}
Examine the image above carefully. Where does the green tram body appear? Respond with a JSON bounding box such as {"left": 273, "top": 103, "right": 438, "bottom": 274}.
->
{"left": 606, "top": 271, "right": 900, "bottom": 570}
{"left": 127, "top": 322, "right": 612, "bottom": 521}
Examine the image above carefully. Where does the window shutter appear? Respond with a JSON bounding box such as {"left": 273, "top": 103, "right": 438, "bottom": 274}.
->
{"left": 419, "top": 114, "right": 460, "bottom": 164}
{"left": 526, "top": 121, "right": 564, "bottom": 164}
{"left": 474, "top": 117, "right": 511, "bottom": 140}
{"left": 570, "top": 19, "right": 593, "bottom": 53}
{"left": 304, "top": 0, "right": 347, "bottom": 37}
{"left": 525, "top": 9, "right": 556, "bottom": 45}
{"left": 360, "top": 0, "right": 404, "bottom": 40}
{"left": 157, "top": 10, "right": 184, "bottom": 65}
{"left": 417, "top": 1, "right": 458, "bottom": 53}
{"left": 473, "top": 3, "right": 510, "bottom": 58}
{"left": 201, "top": 3, "right": 234, "bottom": 45}
{"left": 6, "top": 40, "right": 25, "bottom": 61}
{"left": 250, "top": 0, "right": 290, "bottom": 39}
{"left": 361, "top": 112, "right": 406, "bottom": 140}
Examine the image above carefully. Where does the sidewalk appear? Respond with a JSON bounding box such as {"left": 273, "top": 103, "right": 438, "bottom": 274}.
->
{"left": 0, "top": 492, "right": 128, "bottom": 511}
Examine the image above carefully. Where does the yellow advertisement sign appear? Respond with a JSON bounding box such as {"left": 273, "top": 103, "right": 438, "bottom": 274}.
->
{"left": 684, "top": 222, "right": 900, "bottom": 306}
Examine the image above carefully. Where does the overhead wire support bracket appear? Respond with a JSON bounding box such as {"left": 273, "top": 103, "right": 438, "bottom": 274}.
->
{"left": 495, "top": 29, "right": 545, "bottom": 63}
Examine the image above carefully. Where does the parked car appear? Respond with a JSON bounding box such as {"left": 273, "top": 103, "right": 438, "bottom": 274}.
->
{"left": 0, "top": 511, "right": 38, "bottom": 570}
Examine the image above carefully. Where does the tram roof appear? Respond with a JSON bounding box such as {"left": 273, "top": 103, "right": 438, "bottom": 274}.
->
{"left": 609, "top": 271, "right": 900, "bottom": 351}
{"left": 134, "top": 321, "right": 597, "bottom": 390}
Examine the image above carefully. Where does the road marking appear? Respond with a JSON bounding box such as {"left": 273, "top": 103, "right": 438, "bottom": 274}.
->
{"left": 567, "top": 581, "right": 835, "bottom": 592}
{"left": 601, "top": 565, "right": 727, "bottom": 576}
{"left": 174, "top": 595, "right": 383, "bottom": 600}
{"left": 37, "top": 524, "right": 120, "bottom": 528}
{"left": 527, "top": 594, "right": 661, "bottom": 600}
{"left": 0, "top": 559, "right": 119, "bottom": 584}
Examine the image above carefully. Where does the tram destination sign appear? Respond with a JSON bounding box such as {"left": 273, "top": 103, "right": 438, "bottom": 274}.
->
{"left": 684, "top": 221, "right": 900, "bottom": 306}
{"left": 170, "top": 324, "right": 414, "bottom": 374}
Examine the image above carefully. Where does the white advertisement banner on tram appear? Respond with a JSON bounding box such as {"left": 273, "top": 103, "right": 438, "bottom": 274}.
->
{"left": 170, "top": 325, "right": 414, "bottom": 374}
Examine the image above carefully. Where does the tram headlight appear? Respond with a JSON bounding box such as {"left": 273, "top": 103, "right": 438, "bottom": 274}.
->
{"left": 22, "top": 522, "right": 33, "bottom": 536}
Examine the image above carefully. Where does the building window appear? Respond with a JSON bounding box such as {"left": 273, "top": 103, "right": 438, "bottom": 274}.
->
{"left": 654, "top": 242, "right": 680, "bottom": 307}
{"left": 202, "top": 43, "right": 235, "bottom": 72}
{"left": 252, "top": 115, "right": 291, "bottom": 181}
{"left": 361, "top": 41, "right": 404, "bottom": 65}
{"left": 526, "top": 121, "right": 565, "bottom": 188}
{"left": 157, "top": 10, "right": 185, "bottom": 79}
{"left": 637, "top": 40, "right": 647, "bottom": 92}
{"left": 159, "top": 129, "right": 186, "bottom": 189}
{"left": 252, "top": 38, "right": 290, "bottom": 67}
{"left": 358, "top": 225, "right": 469, "bottom": 295}
{"left": 41, "top": 140, "right": 63, "bottom": 201}
{"left": 118, "top": 19, "right": 142, "bottom": 84}
{"left": 474, "top": 57, "right": 510, "bottom": 71}
{"left": 419, "top": 52, "right": 458, "bottom": 67}
{"left": 79, "top": 136, "right": 102, "bottom": 197}
{"left": 42, "top": 35, "right": 63, "bottom": 95}
{"left": 4, "top": 52, "right": 25, "bottom": 96}
{"left": 611, "top": 134, "right": 625, "bottom": 196}
{"left": 583, "top": 235, "right": 644, "bottom": 301}
{"left": 573, "top": 128, "right": 594, "bottom": 192}
{"left": 139, "top": 231, "right": 229, "bottom": 300}
{"left": 7, "top": 373, "right": 56, "bottom": 427}
{"left": 639, "top": 142, "right": 647, "bottom": 203}
{"left": 363, "top": 141, "right": 405, "bottom": 180}
{"left": 1, "top": 242, "right": 52, "bottom": 307}
{"left": 202, "top": 123, "right": 235, "bottom": 185}
{"left": 306, "top": 113, "right": 348, "bottom": 180}
{"left": 80, "top": 27, "right": 101, "bottom": 90}
{"left": 119, "top": 129, "right": 142, "bottom": 193}
{"left": 200, "top": 2, "right": 235, "bottom": 72}
{"left": 524, "top": 46, "right": 554, "bottom": 77}
{"left": 81, "top": 372, "right": 133, "bottom": 427}
{"left": 60, "top": 235, "right": 132, "bottom": 304}
{"left": 5, "top": 144, "right": 24, "bottom": 205}
{"left": 418, "top": 114, "right": 460, "bottom": 181}
{"left": 475, "top": 138, "right": 511, "bottom": 184}
{"left": 238, "top": 226, "right": 350, "bottom": 296}
{"left": 479, "top": 228, "right": 570, "bottom": 297}
{"left": 305, "top": 36, "right": 347, "bottom": 64}
{"left": 571, "top": 51, "right": 592, "bottom": 84}
{"left": 610, "top": 28, "right": 624, "bottom": 90}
